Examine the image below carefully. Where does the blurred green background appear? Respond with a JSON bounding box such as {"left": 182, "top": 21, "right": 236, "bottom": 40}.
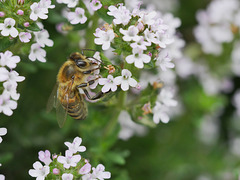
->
{"left": 1, "top": 0, "right": 240, "bottom": 179}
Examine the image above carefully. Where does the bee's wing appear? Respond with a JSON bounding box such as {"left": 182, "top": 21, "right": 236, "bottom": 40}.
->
{"left": 46, "top": 84, "right": 58, "bottom": 112}
{"left": 56, "top": 90, "right": 68, "bottom": 128}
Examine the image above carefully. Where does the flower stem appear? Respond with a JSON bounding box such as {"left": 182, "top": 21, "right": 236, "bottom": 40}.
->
{"left": 85, "top": 13, "right": 99, "bottom": 50}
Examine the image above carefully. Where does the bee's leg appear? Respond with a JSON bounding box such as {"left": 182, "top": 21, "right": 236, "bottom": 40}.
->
{"left": 83, "top": 67, "right": 100, "bottom": 74}
{"left": 83, "top": 89, "right": 105, "bottom": 100}
{"left": 77, "top": 77, "right": 100, "bottom": 88}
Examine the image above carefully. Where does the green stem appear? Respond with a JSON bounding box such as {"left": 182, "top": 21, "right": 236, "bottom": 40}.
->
{"left": 103, "top": 90, "right": 127, "bottom": 138}
{"left": 85, "top": 13, "right": 99, "bottom": 50}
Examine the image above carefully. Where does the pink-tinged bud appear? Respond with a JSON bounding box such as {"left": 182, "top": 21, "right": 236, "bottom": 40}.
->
{"left": 52, "top": 154, "right": 58, "bottom": 159}
{"left": 148, "top": 52, "right": 152, "bottom": 57}
{"left": 136, "top": 83, "right": 141, "bottom": 90}
{"left": 137, "top": 22, "right": 144, "bottom": 32}
{"left": 53, "top": 168, "right": 60, "bottom": 175}
{"left": 17, "top": 10, "right": 24, "bottom": 15}
{"left": 0, "top": 12, "right": 5, "bottom": 17}
{"left": 17, "top": 0, "right": 24, "bottom": 5}
{"left": 23, "top": 22, "right": 29, "bottom": 27}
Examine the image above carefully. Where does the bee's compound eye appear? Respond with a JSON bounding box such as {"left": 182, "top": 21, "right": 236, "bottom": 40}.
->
{"left": 76, "top": 60, "right": 87, "bottom": 68}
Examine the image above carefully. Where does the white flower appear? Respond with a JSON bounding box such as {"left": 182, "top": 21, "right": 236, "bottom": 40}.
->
{"left": 144, "top": 29, "right": 156, "bottom": 44}
{"left": 0, "top": 67, "right": 9, "bottom": 82}
{"left": 62, "top": 173, "right": 73, "bottom": 180}
{"left": 29, "top": 43, "right": 47, "bottom": 62}
{"left": 155, "top": 50, "right": 174, "bottom": 71}
{"left": 120, "top": 25, "right": 140, "bottom": 42}
{"left": 67, "top": 7, "right": 87, "bottom": 25}
{"left": 19, "top": 32, "right": 32, "bottom": 43}
{"left": 64, "top": 136, "right": 86, "bottom": 153}
{"left": 92, "top": 164, "right": 111, "bottom": 180}
{"left": 107, "top": 4, "right": 131, "bottom": 25}
{"left": 62, "top": 0, "right": 79, "bottom": 8}
{"left": 0, "top": 174, "right": 5, "bottom": 180}
{"left": 30, "top": 2, "right": 48, "bottom": 21}
{"left": 114, "top": 69, "right": 137, "bottom": 91}
{"left": 79, "top": 160, "right": 91, "bottom": 175}
{"left": 28, "top": 161, "right": 50, "bottom": 180}
{"left": 0, "top": 92, "right": 17, "bottom": 116}
{"left": 82, "top": 173, "right": 94, "bottom": 180}
{"left": 99, "top": 75, "right": 118, "bottom": 93}
{"left": 0, "top": 51, "right": 20, "bottom": 69}
{"left": 118, "top": 110, "right": 146, "bottom": 140}
{"left": 0, "top": 18, "right": 18, "bottom": 37}
{"left": 34, "top": 30, "right": 53, "bottom": 47}
{"left": 90, "top": 0, "right": 102, "bottom": 11}
{"left": 38, "top": 150, "right": 52, "bottom": 165}
{"left": 138, "top": 11, "right": 157, "bottom": 26}
{"left": 152, "top": 102, "right": 170, "bottom": 124}
{"left": 3, "top": 81, "right": 20, "bottom": 100}
{"left": 152, "top": 31, "right": 174, "bottom": 48}
{"left": 39, "top": 0, "right": 55, "bottom": 11}
{"left": 0, "top": 127, "right": 7, "bottom": 143}
{"left": 57, "top": 150, "right": 81, "bottom": 169}
{"left": 8, "top": 70, "right": 25, "bottom": 85}
{"left": 94, "top": 29, "right": 115, "bottom": 50}
{"left": 158, "top": 88, "right": 177, "bottom": 107}
{"left": 125, "top": 48, "right": 151, "bottom": 68}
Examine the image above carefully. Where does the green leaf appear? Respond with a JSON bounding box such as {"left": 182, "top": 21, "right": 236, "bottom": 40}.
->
{"left": 105, "top": 151, "right": 126, "bottom": 165}
{"left": 27, "top": 22, "right": 41, "bottom": 32}
{"left": 0, "top": 37, "right": 17, "bottom": 51}
{"left": 96, "top": 8, "right": 113, "bottom": 24}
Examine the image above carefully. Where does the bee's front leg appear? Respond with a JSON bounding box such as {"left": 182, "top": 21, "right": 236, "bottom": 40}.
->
{"left": 83, "top": 67, "right": 100, "bottom": 74}
{"left": 83, "top": 89, "right": 105, "bottom": 100}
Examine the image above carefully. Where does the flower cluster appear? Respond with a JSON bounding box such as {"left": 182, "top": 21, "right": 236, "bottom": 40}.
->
{"left": 194, "top": 0, "right": 240, "bottom": 77}
{"left": 0, "top": 127, "right": 7, "bottom": 179}
{"left": 0, "top": 0, "right": 54, "bottom": 62}
{"left": 29, "top": 137, "right": 111, "bottom": 180}
{"left": 0, "top": 51, "right": 25, "bottom": 116}
{"left": 92, "top": 3, "right": 181, "bottom": 126}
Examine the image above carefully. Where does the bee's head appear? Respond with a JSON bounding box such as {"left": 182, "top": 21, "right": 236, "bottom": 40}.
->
{"left": 69, "top": 52, "right": 97, "bottom": 69}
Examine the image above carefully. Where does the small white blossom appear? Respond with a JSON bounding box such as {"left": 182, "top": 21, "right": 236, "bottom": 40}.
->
{"left": 120, "top": 25, "right": 140, "bottom": 42}
{"left": 155, "top": 50, "right": 174, "bottom": 71}
{"left": 125, "top": 48, "right": 151, "bottom": 68}
{"left": 62, "top": 173, "right": 73, "bottom": 180}
{"left": 99, "top": 75, "right": 118, "bottom": 93}
{"left": 29, "top": 43, "right": 47, "bottom": 62}
{"left": 34, "top": 30, "right": 53, "bottom": 47}
{"left": 19, "top": 32, "right": 32, "bottom": 43}
{"left": 0, "top": 18, "right": 18, "bottom": 37}
{"left": 152, "top": 102, "right": 170, "bottom": 124}
{"left": 144, "top": 29, "right": 156, "bottom": 44}
{"left": 92, "top": 164, "right": 111, "bottom": 180}
{"left": 39, "top": 0, "right": 55, "bottom": 10}
{"left": 0, "top": 67, "right": 9, "bottom": 82}
{"left": 62, "top": 0, "right": 79, "bottom": 8}
{"left": 28, "top": 161, "right": 50, "bottom": 180}
{"left": 0, "top": 92, "right": 17, "bottom": 116}
{"left": 90, "top": 0, "right": 102, "bottom": 11}
{"left": 64, "top": 136, "right": 86, "bottom": 153}
{"left": 138, "top": 11, "right": 157, "bottom": 26}
{"left": 38, "top": 150, "right": 52, "bottom": 165}
{"left": 158, "top": 88, "right": 177, "bottom": 107}
{"left": 0, "top": 127, "right": 7, "bottom": 143}
{"left": 114, "top": 69, "right": 138, "bottom": 91}
{"left": 82, "top": 173, "right": 94, "bottom": 180}
{"left": 30, "top": 2, "right": 48, "bottom": 21}
{"left": 8, "top": 70, "right": 25, "bottom": 85}
{"left": 57, "top": 150, "right": 81, "bottom": 169}
{"left": 3, "top": 81, "right": 20, "bottom": 100}
{"left": 67, "top": 7, "right": 87, "bottom": 25}
{"left": 94, "top": 29, "right": 115, "bottom": 50}
{"left": 0, "top": 51, "right": 20, "bottom": 69}
{"left": 107, "top": 4, "right": 131, "bottom": 25}
{"left": 79, "top": 160, "right": 91, "bottom": 175}
{"left": 0, "top": 174, "right": 5, "bottom": 180}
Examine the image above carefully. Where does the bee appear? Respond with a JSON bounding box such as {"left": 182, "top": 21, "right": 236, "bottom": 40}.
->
{"left": 47, "top": 52, "right": 104, "bottom": 127}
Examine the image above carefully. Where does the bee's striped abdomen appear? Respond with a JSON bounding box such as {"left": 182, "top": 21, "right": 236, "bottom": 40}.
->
{"left": 66, "top": 90, "right": 88, "bottom": 120}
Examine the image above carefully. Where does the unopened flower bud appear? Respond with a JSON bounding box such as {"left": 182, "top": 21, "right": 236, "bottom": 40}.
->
{"left": 24, "top": 22, "right": 29, "bottom": 27}
{"left": 17, "top": 0, "right": 24, "bottom": 5}
{"left": 142, "top": 102, "right": 152, "bottom": 115}
{"left": 0, "top": 12, "right": 5, "bottom": 17}
{"left": 53, "top": 168, "right": 60, "bottom": 175}
{"left": 104, "top": 65, "right": 115, "bottom": 74}
{"left": 17, "top": 10, "right": 24, "bottom": 15}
